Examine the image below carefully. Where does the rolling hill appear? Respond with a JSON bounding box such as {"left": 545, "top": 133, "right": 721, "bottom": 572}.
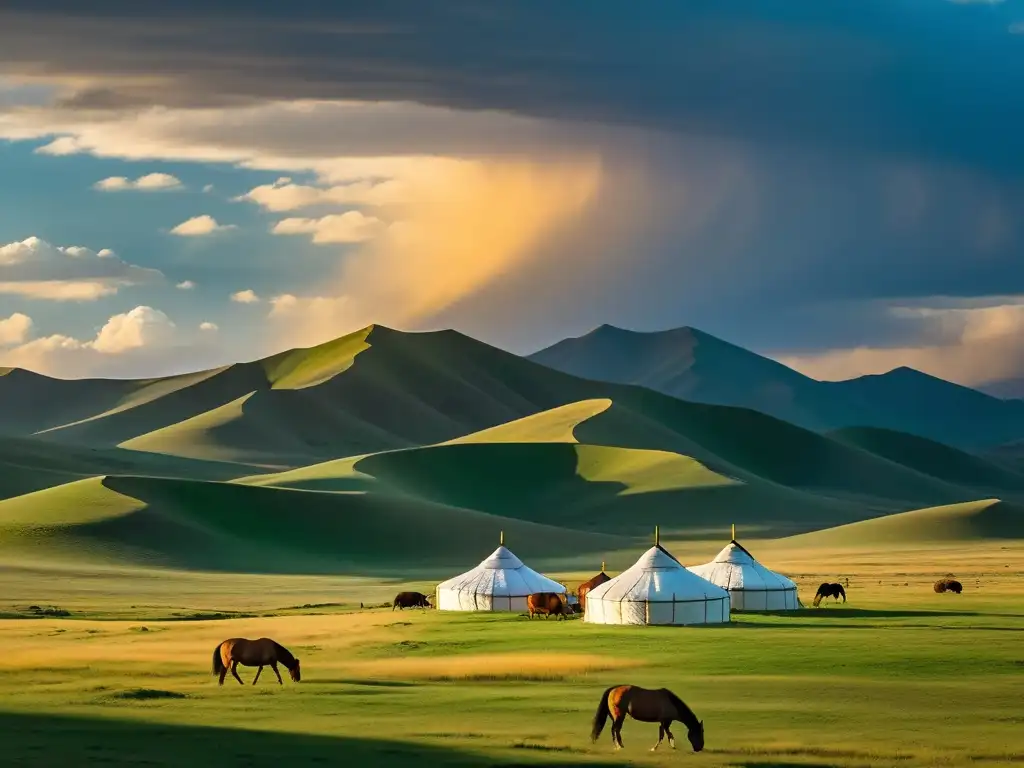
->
{"left": 781, "top": 498, "right": 1024, "bottom": 547}
{"left": 528, "top": 324, "right": 1024, "bottom": 449}
{"left": 4, "top": 323, "right": 1024, "bottom": 575}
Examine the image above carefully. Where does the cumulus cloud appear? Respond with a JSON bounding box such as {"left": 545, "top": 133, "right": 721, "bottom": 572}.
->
{"left": 199, "top": 321, "right": 218, "bottom": 332}
{"left": 237, "top": 177, "right": 408, "bottom": 211}
{"left": 91, "top": 305, "right": 176, "bottom": 353}
{"left": 176, "top": 280, "right": 195, "bottom": 290}
{"left": 271, "top": 211, "right": 386, "bottom": 244}
{"left": 0, "top": 312, "right": 32, "bottom": 346}
{"left": 0, "top": 305, "right": 182, "bottom": 377}
{"left": 779, "top": 299, "right": 1024, "bottom": 386}
{"left": 0, "top": 236, "right": 162, "bottom": 300}
{"left": 94, "top": 172, "right": 182, "bottom": 191}
{"left": 231, "top": 289, "right": 259, "bottom": 304}
{"left": 170, "top": 215, "right": 235, "bottom": 236}
{"left": 33, "top": 136, "right": 82, "bottom": 155}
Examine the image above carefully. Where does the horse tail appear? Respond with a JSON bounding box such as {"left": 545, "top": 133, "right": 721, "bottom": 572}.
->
{"left": 591, "top": 686, "right": 616, "bottom": 742}
{"left": 812, "top": 591, "right": 822, "bottom": 607}
{"left": 212, "top": 642, "right": 225, "bottom": 676}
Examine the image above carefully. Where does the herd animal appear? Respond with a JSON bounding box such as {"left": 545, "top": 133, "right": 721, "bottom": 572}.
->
{"left": 206, "top": 572, "right": 967, "bottom": 753}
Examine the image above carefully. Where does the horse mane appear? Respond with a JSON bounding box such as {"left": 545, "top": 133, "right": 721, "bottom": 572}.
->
{"left": 272, "top": 640, "right": 296, "bottom": 667}
{"left": 663, "top": 689, "right": 699, "bottom": 731}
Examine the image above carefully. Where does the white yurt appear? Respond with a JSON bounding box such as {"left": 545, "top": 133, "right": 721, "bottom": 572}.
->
{"left": 435, "top": 533, "right": 566, "bottom": 612}
{"left": 585, "top": 528, "right": 730, "bottom": 626}
{"left": 687, "top": 526, "right": 800, "bottom": 611}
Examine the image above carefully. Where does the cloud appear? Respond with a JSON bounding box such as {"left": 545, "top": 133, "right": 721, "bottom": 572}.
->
{"left": 0, "top": 236, "right": 162, "bottom": 301}
{"left": 202, "top": 184, "right": 214, "bottom": 192}
{"left": 0, "top": 305, "right": 181, "bottom": 376}
{"left": 33, "top": 136, "right": 82, "bottom": 155}
{"left": 169, "top": 215, "right": 235, "bottom": 236}
{"left": 176, "top": 280, "right": 195, "bottom": 290}
{"left": 268, "top": 157, "right": 602, "bottom": 347}
{"left": 0, "top": 312, "right": 32, "bottom": 346}
{"left": 199, "top": 321, "right": 218, "bottom": 332}
{"left": 94, "top": 172, "right": 182, "bottom": 191}
{"left": 778, "top": 299, "right": 1024, "bottom": 386}
{"left": 237, "top": 177, "right": 408, "bottom": 211}
{"left": 271, "top": 211, "right": 386, "bottom": 244}
{"left": 1, "top": 3, "right": 1022, "bottom": 175}
{"left": 91, "top": 305, "right": 175, "bottom": 354}
{"left": 231, "top": 289, "right": 259, "bottom": 304}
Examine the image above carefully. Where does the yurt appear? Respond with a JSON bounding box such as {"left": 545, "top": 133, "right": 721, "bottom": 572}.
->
{"left": 585, "top": 528, "right": 730, "bottom": 626}
{"left": 576, "top": 562, "right": 612, "bottom": 614}
{"left": 435, "top": 533, "right": 566, "bottom": 612}
{"left": 687, "top": 526, "right": 800, "bottom": 611}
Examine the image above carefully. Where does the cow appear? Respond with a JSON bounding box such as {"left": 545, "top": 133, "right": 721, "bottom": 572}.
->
{"left": 392, "top": 591, "right": 432, "bottom": 610}
{"left": 527, "top": 592, "right": 572, "bottom": 620}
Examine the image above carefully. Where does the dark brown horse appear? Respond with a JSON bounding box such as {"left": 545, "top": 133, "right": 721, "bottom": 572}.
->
{"left": 812, "top": 582, "right": 846, "bottom": 607}
{"left": 527, "top": 592, "right": 571, "bottom": 619}
{"left": 212, "top": 638, "right": 301, "bottom": 686}
{"left": 591, "top": 685, "right": 704, "bottom": 752}
{"left": 934, "top": 578, "right": 963, "bottom": 594}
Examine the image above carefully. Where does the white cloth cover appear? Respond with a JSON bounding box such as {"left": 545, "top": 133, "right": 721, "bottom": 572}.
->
{"left": 435, "top": 545, "right": 566, "bottom": 611}
{"left": 584, "top": 545, "right": 730, "bottom": 625}
{"left": 687, "top": 540, "right": 800, "bottom": 611}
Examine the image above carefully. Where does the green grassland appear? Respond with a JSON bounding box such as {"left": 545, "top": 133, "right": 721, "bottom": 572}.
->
{"left": 2, "top": 324, "right": 1024, "bottom": 766}
{"left": 0, "top": 541, "right": 1022, "bottom": 767}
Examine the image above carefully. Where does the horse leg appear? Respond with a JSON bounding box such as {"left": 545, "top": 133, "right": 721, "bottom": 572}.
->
{"left": 230, "top": 661, "right": 244, "bottom": 685}
{"left": 611, "top": 715, "right": 626, "bottom": 750}
{"left": 252, "top": 666, "right": 263, "bottom": 685}
{"left": 664, "top": 723, "right": 676, "bottom": 749}
{"left": 218, "top": 667, "right": 227, "bottom": 685}
{"left": 271, "top": 661, "right": 283, "bottom": 684}
{"left": 650, "top": 724, "right": 665, "bottom": 752}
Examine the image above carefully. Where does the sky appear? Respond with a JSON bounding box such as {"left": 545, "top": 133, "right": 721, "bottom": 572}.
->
{"left": 1, "top": 1, "right": 1023, "bottom": 386}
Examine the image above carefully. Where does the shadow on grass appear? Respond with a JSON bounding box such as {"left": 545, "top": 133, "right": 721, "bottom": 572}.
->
{"left": 0, "top": 710, "right": 616, "bottom": 767}
{"left": 755, "top": 609, "right": 988, "bottom": 619}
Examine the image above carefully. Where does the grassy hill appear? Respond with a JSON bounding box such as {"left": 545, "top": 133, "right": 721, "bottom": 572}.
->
{"left": 0, "top": 474, "right": 627, "bottom": 574}
{"left": 781, "top": 498, "right": 1024, "bottom": 547}
{"left": 4, "top": 324, "right": 1024, "bottom": 576}
{"left": 528, "top": 324, "right": 1024, "bottom": 449}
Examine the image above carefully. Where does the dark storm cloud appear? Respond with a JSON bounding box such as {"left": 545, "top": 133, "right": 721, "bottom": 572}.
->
{"left": 2, "top": 0, "right": 1023, "bottom": 175}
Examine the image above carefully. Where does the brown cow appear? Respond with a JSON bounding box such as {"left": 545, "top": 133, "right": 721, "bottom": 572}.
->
{"left": 392, "top": 591, "right": 432, "bottom": 610}
{"left": 527, "top": 592, "right": 571, "bottom": 620}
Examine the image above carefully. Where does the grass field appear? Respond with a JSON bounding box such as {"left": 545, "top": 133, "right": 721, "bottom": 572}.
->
{"left": 4, "top": 326, "right": 1024, "bottom": 766}
{"left": 1, "top": 541, "right": 1022, "bottom": 768}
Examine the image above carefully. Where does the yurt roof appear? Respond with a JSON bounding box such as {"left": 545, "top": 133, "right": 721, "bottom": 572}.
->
{"left": 586, "top": 545, "right": 728, "bottom": 603}
{"left": 437, "top": 545, "right": 566, "bottom": 597}
{"left": 688, "top": 539, "right": 796, "bottom": 591}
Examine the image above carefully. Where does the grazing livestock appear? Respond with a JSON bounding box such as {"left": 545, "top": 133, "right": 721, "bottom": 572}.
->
{"left": 577, "top": 565, "right": 612, "bottom": 614}
{"left": 392, "top": 591, "right": 432, "bottom": 610}
{"left": 591, "top": 684, "right": 704, "bottom": 752}
{"left": 212, "top": 638, "right": 300, "bottom": 686}
{"left": 812, "top": 582, "right": 847, "bottom": 607}
{"left": 527, "top": 592, "right": 572, "bottom": 619}
{"left": 934, "top": 578, "right": 963, "bottom": 594}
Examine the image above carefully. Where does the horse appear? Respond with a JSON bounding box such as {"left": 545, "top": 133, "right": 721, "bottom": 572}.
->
{"left": 393, "top": 591, "right": 432, "bottom": 610}
{"left": 212, "top": 638, "right": 301, "bottom": 686}
{"left": 812, "top": 582, "right": 846, "bottom": 607}
{"left": 591, "top": 684, "right": 704, "bottom": 752}
{"left": 934, "top": 578, "right": 963, "bottom": 594}
{"left": 527, "top": 592, "right": 572, "bottom": 619}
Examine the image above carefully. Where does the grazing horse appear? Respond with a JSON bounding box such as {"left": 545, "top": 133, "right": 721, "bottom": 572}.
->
{"left": 812, "top": 582, "right": 847, "bottom": 607}
{"left": 591, "top": 685, "right": 704, "bottom": 752}
{"left": 527, "top": 592, "right": 571, "bottom": 620}
{"left": 934, "top": 578, "right": 963, "bottom": 594}
{"left": 212, "top": 638, "right": 301, "bottom": 686}
{"left": 392, "top": 591, "right": 431, "bottom": 610}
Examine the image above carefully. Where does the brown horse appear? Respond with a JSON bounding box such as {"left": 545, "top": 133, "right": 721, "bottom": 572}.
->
{"left": 591, "top": 684, "right": 704, "bottom": 752}
{"left": 527, "top": 592, "right": 572, "bottom": 619}
{"left": 212, "top": 638, "right": 301, "bottom": 686}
